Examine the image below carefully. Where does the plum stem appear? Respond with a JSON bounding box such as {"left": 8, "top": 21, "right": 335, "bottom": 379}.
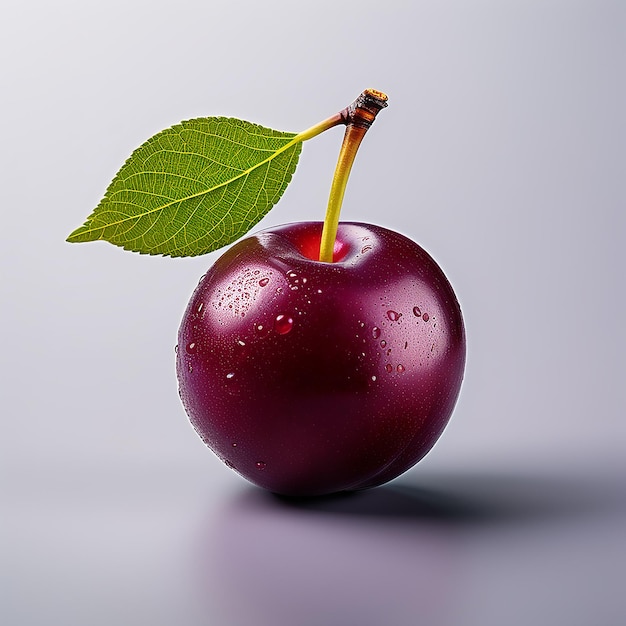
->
{"left": 318, "top": 89, "right": 388, "bottom": 262}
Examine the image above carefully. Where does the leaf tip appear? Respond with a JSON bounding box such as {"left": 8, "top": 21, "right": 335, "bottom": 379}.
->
{"left": 66, "top": 229, "right": 80, "bottom": 243}
{"left": 66, "top": 221, "right": 100, "bottom": 244}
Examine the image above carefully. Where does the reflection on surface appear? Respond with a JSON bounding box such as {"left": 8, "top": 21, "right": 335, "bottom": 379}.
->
{"left": 194, "top": 467, "right": 626, "bottom": 626}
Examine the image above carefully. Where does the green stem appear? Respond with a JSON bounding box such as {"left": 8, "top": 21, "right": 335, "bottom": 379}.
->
{"left": 318, "top": 125, "right": 367, "bottom": 262}
{"left": 319, "top": 89, "right": 388, "bottom": 262}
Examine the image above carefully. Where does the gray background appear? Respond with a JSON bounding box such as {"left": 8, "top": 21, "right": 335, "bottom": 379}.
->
{"left": 2, "top": 1, "right": 625, "bottom": 624}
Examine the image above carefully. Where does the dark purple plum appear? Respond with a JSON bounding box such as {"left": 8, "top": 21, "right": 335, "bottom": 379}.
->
{"left": 176, "top": 221, "right": 465, "bottom": 496}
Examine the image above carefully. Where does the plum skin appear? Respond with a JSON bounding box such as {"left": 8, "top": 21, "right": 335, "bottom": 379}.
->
{"left": 176, "top": 222, "right": 465, "bottom": 496}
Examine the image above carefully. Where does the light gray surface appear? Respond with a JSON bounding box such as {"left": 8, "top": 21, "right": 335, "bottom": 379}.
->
{"left": 2, "top": 1, "right": 625, "bottom": 624}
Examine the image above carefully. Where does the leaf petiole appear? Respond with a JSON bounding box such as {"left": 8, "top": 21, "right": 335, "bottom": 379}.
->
{"left": 293, "top": 113, "right": 345, "bottom": 143}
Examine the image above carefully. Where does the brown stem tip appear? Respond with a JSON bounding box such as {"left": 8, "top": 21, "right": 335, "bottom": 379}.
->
{"left": 340, "top": 89, "right": 389, "bottom": 129}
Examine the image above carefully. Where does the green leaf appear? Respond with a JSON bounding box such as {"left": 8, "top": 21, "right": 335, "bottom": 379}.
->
{"left": 67, "top": 117, "right": 302, "bottom": 257}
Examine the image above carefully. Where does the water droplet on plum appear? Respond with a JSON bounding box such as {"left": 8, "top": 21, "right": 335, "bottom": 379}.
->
{"left": 413, "top": 306, "right": 421, "bottom": 317}
{"left": 397, "top": 364, "right": 405, "bottom": 373}
{"left": 274, "top": 314, "right": 294, "bottom": 335}
{"left": 372, "top": 326, "right": 381, "bottom": 339}
{"left": 422, "top": 313, "right": 430, "bottom": 322}
{"left": 259, "top": 277, "right": 270, "bottom": 287}
{"left": 226, "top": 372, "right": 235, "bottom": 379}
{"left": 185, "top": 342, "right": 197, "bottom": 354}
{"left": 387, "top": 310, "right": 402, "bottom": 322}
{"left": 385, "top": 364, "right": 393, "bottom": 373}
{"left": 256, "top": 461, "right": 266, "bottom": 470}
